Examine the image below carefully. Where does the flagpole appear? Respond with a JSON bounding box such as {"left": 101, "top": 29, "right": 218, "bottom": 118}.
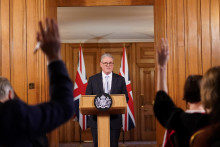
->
{"left": 119, "top": 45, "right": 135, "bottom": 147}
{"left": 74, "top": 45, "right": 87, "bottom": 147}
{"left": 76, "top": 127, "right": 83, "bottom": 147}
{"left": 80, "top": 128, "right": 82, "bottom": 144}
{"left": 119, "top": 130, "right": 127, "bottom": 147}
{"left": 77, "top": 128, "right": 83, "bottom": 147}
{"left": 123, "top": 130, "right": 125, "bottom": 144}
{"left": 120, "top": 43, "right": 126, "bottom": 147}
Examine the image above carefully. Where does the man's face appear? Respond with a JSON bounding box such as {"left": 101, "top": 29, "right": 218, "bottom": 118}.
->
{"left": 100, "top": 57, "right": 114, "bottom": 75}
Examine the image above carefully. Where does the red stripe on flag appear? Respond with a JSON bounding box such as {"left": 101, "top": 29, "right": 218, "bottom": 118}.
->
{"left": 125, "top": 110, "right": 128, "bottom": 131}
{"left": 74, "top": 72, "right": 87, "bottom": 97}
{"left": 126, "top": 84, "right": 135, "bottom": 117}
{"left": 83, "top": 115, "right": 86, "bottom": 130}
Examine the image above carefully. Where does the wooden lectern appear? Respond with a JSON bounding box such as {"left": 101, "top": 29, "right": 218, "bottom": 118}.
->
{"left": 79, "top": 94, "right": 127, "bottom": 147}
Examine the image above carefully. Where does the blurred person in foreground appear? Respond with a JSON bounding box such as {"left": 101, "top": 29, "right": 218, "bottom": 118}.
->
{"left": 0, "top": 18, "right": 74, "bottom": 146}
{"left": 153, "top": 38, "right": 209, "bottom": 147}
{"left": 162, "top": 75, "right": 205, "bottom": 147}
{"left": 190, "top": 67, "right": 220, "bottom": 147}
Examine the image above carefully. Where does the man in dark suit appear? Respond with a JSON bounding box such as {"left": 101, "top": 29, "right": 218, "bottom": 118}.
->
{"left": 86, "top": 53, "right": 129, "bottom": 147}
{"left": 0, "top": 18, "right": 74, "bottom": 146}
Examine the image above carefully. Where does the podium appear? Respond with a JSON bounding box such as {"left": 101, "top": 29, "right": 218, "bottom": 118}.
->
{"left": 79, "top": 94, "right": 127, "bottom": 147}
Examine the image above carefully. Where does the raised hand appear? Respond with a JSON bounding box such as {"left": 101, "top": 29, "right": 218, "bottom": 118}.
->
{"left": 157, "top": 38, "right": 169, "bottom": 68}
{"left": 37, "top": 18, "right": 61, "bottom": 62}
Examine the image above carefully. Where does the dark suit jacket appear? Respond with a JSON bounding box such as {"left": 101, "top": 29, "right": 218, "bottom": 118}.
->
{"left": 86, "top": 72, "right": 129, "bottom": 129}
{"left": 154, "top": 91, "right": 209, "bottom": 147}
{"left": 0, "top": 61, "right": 74, "bottom": 147}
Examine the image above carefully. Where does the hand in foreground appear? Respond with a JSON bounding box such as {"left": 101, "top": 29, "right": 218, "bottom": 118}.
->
{"left": 37, "top": 18, "right": 61, "bottom": 62}
{"left": 156, "top": 38, "right": 169, "bottom": 68}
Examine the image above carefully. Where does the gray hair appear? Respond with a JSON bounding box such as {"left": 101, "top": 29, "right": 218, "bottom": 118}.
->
{"left": 100, "top": 53, "right": 114, "bottom": 62}
{"left": 0, "top": 77, "right": 14, "bottom": 99}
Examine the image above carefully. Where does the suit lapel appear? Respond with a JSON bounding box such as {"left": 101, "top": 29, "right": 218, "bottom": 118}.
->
{"left": 97, "top": 73, "right": 104, "bottom": 93}
{"left": 111, "top": 73, "right": 117, "bottom": 94}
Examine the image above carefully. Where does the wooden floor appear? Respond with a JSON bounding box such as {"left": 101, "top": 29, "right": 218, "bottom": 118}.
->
{"left": 59, "top": 141, "right": 157, "bottom": 147}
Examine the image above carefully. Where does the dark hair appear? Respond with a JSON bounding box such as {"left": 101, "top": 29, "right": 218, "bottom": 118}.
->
{"left": 183, "top": 75, "right": 203, "bottom": 103}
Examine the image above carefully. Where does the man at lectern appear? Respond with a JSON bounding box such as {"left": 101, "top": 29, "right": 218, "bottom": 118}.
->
{"left": 86, "top": 53, "right": 129, "bottom": 147}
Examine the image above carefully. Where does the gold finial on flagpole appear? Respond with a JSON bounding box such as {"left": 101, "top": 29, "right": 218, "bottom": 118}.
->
{"left": 123, "top": 42, "right": 125, "bottom": 48}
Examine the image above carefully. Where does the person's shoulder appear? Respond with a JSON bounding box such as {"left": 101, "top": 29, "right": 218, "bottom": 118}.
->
{"left": 89, "top": 73, "right": 102, "bottom": 79}
{"left": 113, "top": 73, "right": 124, "bottom": 79}
{"left": 0, "top": 99, "right": 27, "bottom": 118}
{"left": 154, "top": 91, "right": 175, "bottom": 107}
{"left": 3, "top": 99, "right": 27, "bottom": 110}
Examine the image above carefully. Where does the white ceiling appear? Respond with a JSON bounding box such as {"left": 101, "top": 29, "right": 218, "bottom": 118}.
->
{"left": 57, "top": 6, "right": 154, "bottom": 43}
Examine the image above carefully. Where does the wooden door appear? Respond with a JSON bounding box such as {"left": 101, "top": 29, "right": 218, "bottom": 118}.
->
{"left": 135, "top": 43, "right": 156, "bottom": 141}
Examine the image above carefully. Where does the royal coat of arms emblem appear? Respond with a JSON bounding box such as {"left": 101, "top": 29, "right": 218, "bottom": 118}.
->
{"left": 94, "top": 93, "right": 112, "bottom": 111}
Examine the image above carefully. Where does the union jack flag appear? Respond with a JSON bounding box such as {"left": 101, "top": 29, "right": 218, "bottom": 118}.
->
{"left": 73, "top": 46, "right": 88, "bottom": 131}
{"left": 119, "top": 47, "right": 136, "bottom": 131}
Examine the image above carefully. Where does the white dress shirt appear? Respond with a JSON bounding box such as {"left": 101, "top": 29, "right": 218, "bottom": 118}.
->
{"left": 102, "top": 71, "right": 112, "bottom": 93}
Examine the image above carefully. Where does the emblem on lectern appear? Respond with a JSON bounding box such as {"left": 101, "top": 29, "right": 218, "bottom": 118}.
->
{"left": 94, "top": 93, "right": 112, "bottom": 111}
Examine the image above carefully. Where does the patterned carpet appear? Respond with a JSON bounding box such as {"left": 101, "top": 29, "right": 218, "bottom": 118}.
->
{"left": 59, "top": 141, "right": 157, "bottom": 147}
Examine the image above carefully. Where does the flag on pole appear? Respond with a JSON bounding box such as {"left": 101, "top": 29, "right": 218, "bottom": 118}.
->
{"left": 73, "top": 45, "right": 88, "bottom": 131}
{"left": 119, "top": 47, "right": 136, "bottom": 131}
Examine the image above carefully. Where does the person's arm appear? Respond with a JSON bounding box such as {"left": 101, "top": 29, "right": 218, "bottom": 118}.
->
{"left": 0, "top": 18, "right": 74, "bottom": 141}
{"left": 37, "top": 18, "right": 61, "bottom": 63}
{"left": 154, "top": 91, "right": 209, "bottom": 131}
{"left": 156, "top": 38, "right": 169, "bottom": 93}
{"left": 0, "top": 61, "right": 73, "bottom": 140}
{"left": 153, "top": 91, "right": 183, "bottom": 129}
{"left": 36, "top": 18, "right": 74, "bottom": 130}
{"left": 154, "top": 38, "right": 181, "bottom": 129}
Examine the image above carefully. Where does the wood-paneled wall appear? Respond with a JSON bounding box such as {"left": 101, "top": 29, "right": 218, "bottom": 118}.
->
{"left": 1, "top": 0, "right": 220, "bottom": 146}
{"left": 0, "top": 0, "right": 53, "bottom": 104}
{"left": 155, "top": 0, "right": 220, "bottom": 146}
{"left": 0, "top": 0, "right": 58, "bottom": 147}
